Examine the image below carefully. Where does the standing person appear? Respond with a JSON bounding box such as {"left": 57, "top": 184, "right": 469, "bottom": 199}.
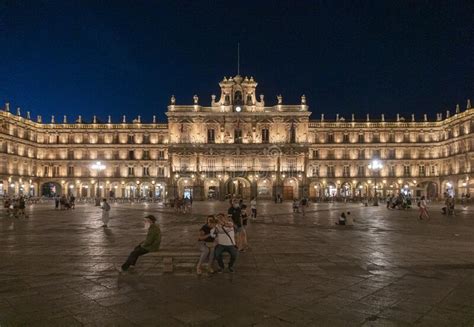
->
{"left": 4, "top": 197, "right": 11, "bottom": 216}
{"left": 292, "top": 199, "right": 299, "bottom": 213}
{"left": 250, "top": 197, "right": 257, "bottom": 220}
{"left": 121, "top": 215, "right": 161, "bottom": 272}
{"left": 214, "top": 213, "right": 238, "bottom": 273}
{"left": 196, "top": 215, "right": 217, "bottom": 275}
{"left": 69, "top": 195, "right": 75, "bottom": 209}
{"left": 227, "top": 202, "right": 242, "bottom": 249}
{"left": 101, "top": 198, "right": 111, "bottom": 227}
{"left": 300, "top": 197, "right": 308, "bottom": 216}
{"left": 17, "top": 196, "right": 27, "bottom": 219}
{"left": 418, "top": 196, "right": 429, "bottom": 220}
{"left": 240, "top": 204, "right": 249, "bottom": 251}
{"left": 54, "top": 195, "right": 60, "bottom": 209}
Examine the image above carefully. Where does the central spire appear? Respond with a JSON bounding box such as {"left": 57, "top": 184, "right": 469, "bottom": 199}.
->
{"left": 237, "top": 42, "right": 240, "bottom": 76}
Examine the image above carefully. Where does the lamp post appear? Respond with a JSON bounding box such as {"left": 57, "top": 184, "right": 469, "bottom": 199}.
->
{"left": 368, "top": 158, "right": 383, "bottom": 206}
{"left": 91, "top": 161, "right": 106, "bottom": 206}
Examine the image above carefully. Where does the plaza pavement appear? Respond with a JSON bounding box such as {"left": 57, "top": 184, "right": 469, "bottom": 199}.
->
{"left": 0, "top": 200, "right": 474, "bottom": 326}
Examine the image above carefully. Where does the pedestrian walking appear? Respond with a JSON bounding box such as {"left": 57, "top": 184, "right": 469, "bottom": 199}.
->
{"left": 55, "top": 195, "right": 60, "bottom": 209}
{"left": 17, "top": 196, "right": 28, "bottom": 218}
{"left": 121, "top": 215, "right": 161, "bottom": 272}
{"left": 196, "top": 215, "right": 217, "bottom": 275}
{"left": 214, "top": 213, "right": 238, "bottom": 273}
{"left": 418, "top": 196, "right": 429, "bottom": 220}
{"left": 300, "top": 197, "right": 308, "bottom": 216}
{"left": 240, "top": 204, "right": 249, "bottom": 251}
{"left": 101, "top": 198, "right": 111, "bottom": 227}
{"left": 250, "top": 197, "right": 257, "bottom": 219}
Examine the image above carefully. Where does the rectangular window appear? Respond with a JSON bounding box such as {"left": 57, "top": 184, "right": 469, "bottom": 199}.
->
{"left": 53, "top": 166, "right": 60, "bottom": 177}
{"left": 327, "top": 166, "right": 335, "bottom": 177}
{"left": 234, "top": 129, "right": 242, "bottom": 144}
{"left": 389, "top": 165, "right": 396, "bottom": 177}
{"left": 158, "top": 167, "right": 165, "bottom": 176}
{"left": 207, "top": 129, "right": 215, "bottom": 144}
{"left": 312, "top": 166, "right": 319, "bottom": 177}
{"left": 43, "top": 166, "right": 49, "bottom": 176}
{"left": 143, "top": 166, "right": 150, "bottom": 176}
{"left": 404, "top": 165, "right": 410, "bottom": 177}
{"left": 373, "top": 149, "right": 381, "bottom": 158}
{"left": 343, "top": 166, "right": 350, "bottom": 177}
{"left": 262, "top": 129, "right": 269, "bottom": 143}
{"left": 158, "top": 150, "right": 165, "bottom": 160}
{"left": 114, "top": 166, "right": 120, "bottom": 177}
{"left": 388, "top": 149, "right": 395, "bottom": 159}
{"left": 358, "top": 134, "right": 365, "bottom": 143}
{"left": 373, "top": 134, "right": 380, "bottom": 143}
{"left": 128, "top": 135, "right": 134, "bottom": 144}
{"left": 327, "top": 133, "right": 334, "bottom": 143}
{"left": 128, "top": 167, "right": 135, "bottom": 176}
{"left": 67, "top": 166, "right": 74, "bottom": 177}
{"left": 430, "top": 165, "right": 436, "bottom": 175}
{"left": 327, "top": 150, "right": 335, "bottom": 160}
{"left": 389, "top": 134, "right": 395, "bottom": 142}
{"left": 312, "top": 150, "right": 319, "bottom": 159}
{"left": 358, "top": 149, "right": 365, "bottom": 159}
{"left": 343, "top": 134, "right": 349, "bottom": 143}
{"left": 358, "top": 165, "right": 365, "bottom": 177}
{"left": 128, "top": 150, "right": 134, "bottom": 160}
{"left": 143, "top": 134, "right": 150, "bottom": 144}
{"left": 419, "top": 165, "right": 425, "bottom": 177}
{"left": 143, "top": 150, "right": 149, "bottom": 160}
{"left": 290, "top": 127, "right": 296, "bottom": 143}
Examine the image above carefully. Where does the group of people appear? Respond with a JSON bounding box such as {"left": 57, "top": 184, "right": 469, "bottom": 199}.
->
{"left": 386, "top": 193, "right": 413, "bottom": 210}
{"left": 54, "top": 194, "right": 75, "bottom": 210}
{"left": 2, "top": 196, "right": 28, "bottom": 218}
{"left": 172, "top": 196, "right": 193, "bottom": 214}
{"left": 292, "top": 197, "right": 309, "bottom": 215}
{"left": 195, "top": 198, "right": 257, "bottom": 274}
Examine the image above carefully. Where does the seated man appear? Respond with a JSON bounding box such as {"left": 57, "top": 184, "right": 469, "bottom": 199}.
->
{"left": 121, "top": 215, "right": 161, "bottom": 271}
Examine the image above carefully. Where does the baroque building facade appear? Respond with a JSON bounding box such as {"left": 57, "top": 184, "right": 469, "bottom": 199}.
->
{"left": 1, "top": 75, "right": 473, "bottom": 201}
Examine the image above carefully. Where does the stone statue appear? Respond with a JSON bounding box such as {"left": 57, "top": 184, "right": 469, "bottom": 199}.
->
{"left": 16, "top": 107, "right": 21, "bottom": 116}
{"left": 108, "top": 115, "right": 111, "bottom": 123}
{"left": 170, "top": 95, "right": 176, "bottom": 105}
{"left": 301, "top": 94, "right": 306, "bottom": 105}
{"left": 277, "top": 94, "right": 282, "bottom": 105}
{"left": 63, "top": 115, "right": 67, "bottom": 123}
{"left": 193, "top": 94, "right": 199, "bottom": 105}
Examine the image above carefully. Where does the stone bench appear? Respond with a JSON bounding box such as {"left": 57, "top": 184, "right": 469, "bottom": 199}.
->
{"left": 149, "top": 248, "right": 201, "bottom": 273}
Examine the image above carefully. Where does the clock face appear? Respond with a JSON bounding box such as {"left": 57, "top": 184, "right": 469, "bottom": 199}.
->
{"left": 235, "top": 106, "right": 242, "bottom": 112}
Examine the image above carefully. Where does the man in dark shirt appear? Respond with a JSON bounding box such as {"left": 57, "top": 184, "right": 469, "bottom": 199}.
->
{"left": 227, "top": 202, "right": 242, "bottom": 249}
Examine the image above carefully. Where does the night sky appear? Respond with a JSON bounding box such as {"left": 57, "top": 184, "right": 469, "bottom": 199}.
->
{"left": 1, "top": 1, "right": 473, "bottom": 123}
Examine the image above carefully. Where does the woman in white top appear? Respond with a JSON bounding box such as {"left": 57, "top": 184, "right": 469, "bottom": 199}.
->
{"left": 418, "top": 196, "right": 429, "bottom": 220}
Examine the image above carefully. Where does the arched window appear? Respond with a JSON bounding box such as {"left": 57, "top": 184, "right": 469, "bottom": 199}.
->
{"left": 234, "top": 91, "right": 243, "bottom": 105}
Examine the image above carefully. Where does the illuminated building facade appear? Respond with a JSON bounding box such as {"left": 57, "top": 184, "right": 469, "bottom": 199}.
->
{"left": 1, "top": 75, "right": 473, "bottom": 200}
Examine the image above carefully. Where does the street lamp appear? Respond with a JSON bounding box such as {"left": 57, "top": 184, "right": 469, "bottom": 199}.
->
{"left": 90, "top": 161, "right": 106, "bottom": 206}
{"left": 368, "top": 158, "right": 383, "bottom": 206}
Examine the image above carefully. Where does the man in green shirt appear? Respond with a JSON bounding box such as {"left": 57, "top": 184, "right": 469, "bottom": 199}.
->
{"left": 121, "top": 215, "right": 161, "bottom": 272}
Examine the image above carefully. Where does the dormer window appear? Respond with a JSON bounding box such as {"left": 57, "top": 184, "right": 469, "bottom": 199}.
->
{"left": 234, "top": 91, "right": 243, "bottom": 106}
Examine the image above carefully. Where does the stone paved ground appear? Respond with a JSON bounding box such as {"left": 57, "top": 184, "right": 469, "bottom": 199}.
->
{"left": 0, "top": 200, "right": 474, "bottom": 326}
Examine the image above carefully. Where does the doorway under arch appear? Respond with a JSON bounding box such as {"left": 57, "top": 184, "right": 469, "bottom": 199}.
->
{"left": 226, "top": 177, "right": 251, "bottom": 199}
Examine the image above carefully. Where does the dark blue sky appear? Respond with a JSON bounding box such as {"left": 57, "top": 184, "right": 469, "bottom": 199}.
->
{"left": 1, "top": 1, "right": 473, "bottom": 122}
